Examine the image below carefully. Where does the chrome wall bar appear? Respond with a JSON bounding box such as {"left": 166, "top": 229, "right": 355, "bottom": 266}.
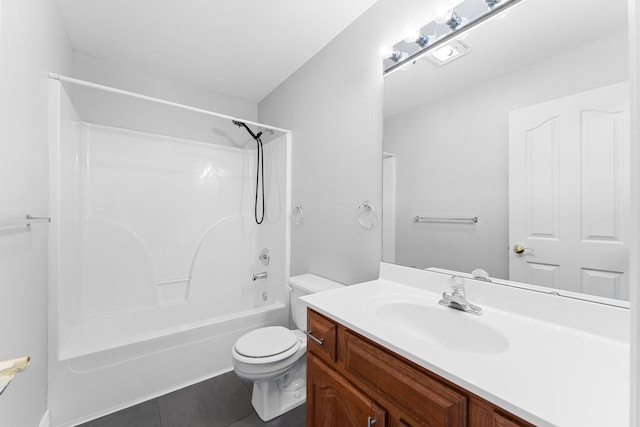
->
{"left": 0, "top": 214, "right": 51, "bottom": 230}
{"left": 414, "top": 216, "right": 478, "bottom": 223}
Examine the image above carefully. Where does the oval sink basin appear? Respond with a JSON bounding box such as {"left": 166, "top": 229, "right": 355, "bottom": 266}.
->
{"left": 372, "top": 300, "right": 509, "bottom": 354}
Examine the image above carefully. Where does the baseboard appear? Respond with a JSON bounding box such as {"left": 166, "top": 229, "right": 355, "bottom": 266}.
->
{"left": 39, "top": 410, "right": 51, "bottom": 427}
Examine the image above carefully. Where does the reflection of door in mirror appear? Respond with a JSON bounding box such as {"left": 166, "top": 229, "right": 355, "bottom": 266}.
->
{"left": 509, "top": 83, "right": 629, "bottom": 300}
{"left": 382, "top": 153, "right": 397, "bottom": 263}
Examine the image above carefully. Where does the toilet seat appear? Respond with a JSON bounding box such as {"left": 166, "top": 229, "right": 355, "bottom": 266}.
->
{"left": 233, "top": 326, "right": 302, "bottom": 364}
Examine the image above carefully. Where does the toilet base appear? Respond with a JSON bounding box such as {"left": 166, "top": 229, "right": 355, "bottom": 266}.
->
{"left": 251, "top": 357, "right": 306, "bottom": 421}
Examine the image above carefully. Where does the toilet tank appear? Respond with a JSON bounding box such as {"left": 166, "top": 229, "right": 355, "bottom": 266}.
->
{"left": 289, "top": 274, "right": 344, "bottom": 330}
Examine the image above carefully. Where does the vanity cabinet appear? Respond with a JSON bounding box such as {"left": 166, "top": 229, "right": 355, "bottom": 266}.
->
{"left": 306, "top": 309, "right": 534, "bottom": 427}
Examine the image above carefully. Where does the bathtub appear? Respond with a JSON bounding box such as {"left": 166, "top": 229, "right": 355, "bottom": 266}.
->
{"left": 48, "top": 302, "right": 288, "bottom": 426}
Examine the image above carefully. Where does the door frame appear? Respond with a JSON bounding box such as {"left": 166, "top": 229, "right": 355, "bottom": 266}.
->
{"left": 629, "top": 0, "right": 639, "bottom": 424}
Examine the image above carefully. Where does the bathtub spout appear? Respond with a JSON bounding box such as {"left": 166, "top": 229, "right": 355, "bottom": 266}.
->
{"left": 253, "top": 271, "right": 268, "bottom": 281}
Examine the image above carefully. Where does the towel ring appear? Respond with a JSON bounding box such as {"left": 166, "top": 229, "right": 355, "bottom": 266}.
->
{"left": 357, "top": 201, "right": 376, "bottom": 230}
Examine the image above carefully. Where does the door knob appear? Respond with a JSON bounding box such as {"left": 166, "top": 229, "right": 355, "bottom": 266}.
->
{"left": 512, "top": 244, "right": 533, "bottom": 254}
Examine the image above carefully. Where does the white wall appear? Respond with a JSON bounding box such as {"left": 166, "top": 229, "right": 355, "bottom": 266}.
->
{"left": 72, "top": 52, "right": 258, "bottom": 121}
{"left": 384, "top": 32, "right": 628, "bottom": 280}
{"left": 0, "top": 0, "right": 72, "bottom": 425}
{"left": 257, "top": 4, "right": 387, "bottom": 285}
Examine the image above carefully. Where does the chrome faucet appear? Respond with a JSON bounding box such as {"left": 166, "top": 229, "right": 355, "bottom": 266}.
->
{"left": 438, "top": 275, "right": 483, "bottom": 315}
{"left": 252, "top": 271, "right": 268, "bottom": 281}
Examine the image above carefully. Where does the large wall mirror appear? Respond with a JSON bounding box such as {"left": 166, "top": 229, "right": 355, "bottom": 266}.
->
{"left": 382, "top": 0, "right": 630, "bottom": 302}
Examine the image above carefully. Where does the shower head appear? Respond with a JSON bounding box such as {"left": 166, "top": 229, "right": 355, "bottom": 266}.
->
{"left": 232, "top": 119, "right": 262, "bottom": 141}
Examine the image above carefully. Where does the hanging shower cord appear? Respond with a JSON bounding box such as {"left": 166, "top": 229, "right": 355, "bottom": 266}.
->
{"left": 232, "top": 120, "right": 265, "bottom": 224}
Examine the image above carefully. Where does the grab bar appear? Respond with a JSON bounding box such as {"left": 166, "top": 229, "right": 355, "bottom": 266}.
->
{"left": 414, "top": 216, "right": 478, "bottom": 224}
{"left": 0, "top": 215, "right": 51, "bottom": 230}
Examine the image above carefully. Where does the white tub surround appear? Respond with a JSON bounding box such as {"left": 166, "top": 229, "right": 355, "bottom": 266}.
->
{"left": 48, "top": 77, "right": 292, "bottom": 426}
{"left": 302, "top": 262, "right": 630, "bottom": 427}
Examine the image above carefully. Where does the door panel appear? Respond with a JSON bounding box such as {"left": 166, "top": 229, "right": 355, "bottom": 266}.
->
{"left": 509, "top": 83, "right": 629, "bottom": 299}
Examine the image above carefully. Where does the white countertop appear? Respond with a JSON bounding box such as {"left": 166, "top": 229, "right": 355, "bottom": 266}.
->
{"left": 302, "top": 263, "right": 630, "bottom": 427}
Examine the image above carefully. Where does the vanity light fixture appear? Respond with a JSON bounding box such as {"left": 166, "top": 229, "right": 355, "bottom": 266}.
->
{"left": 382, "top": 0, "right": 525, "bottom": 76}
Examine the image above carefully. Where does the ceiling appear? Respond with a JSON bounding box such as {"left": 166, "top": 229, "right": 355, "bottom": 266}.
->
{"left": 384, "top": 0, "right": 628, "bottom": 118}
{"left": 54, "top": 0, "right": 380, "bottom": 103}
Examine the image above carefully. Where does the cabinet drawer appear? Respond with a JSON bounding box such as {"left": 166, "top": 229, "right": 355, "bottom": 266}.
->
{"left": 343, "top": 331, "right": 467, "bottom": 427}
{"left": 307, "top": 309, "right": 337, "bottom": 362}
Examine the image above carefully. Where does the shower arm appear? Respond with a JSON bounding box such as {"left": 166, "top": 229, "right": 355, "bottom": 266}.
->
{"left": 232, "top": 120, "right": 262, "bottom": 141}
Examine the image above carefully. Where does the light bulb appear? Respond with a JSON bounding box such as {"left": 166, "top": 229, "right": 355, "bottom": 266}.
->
{"left": 404, "top": 29, "right": 431, "bottom": 47}
{"left": 380, "top": 45, "right": 395, "bottom": 59}
{"left": 436, "top": 9, "right": 463, "bottom": 31}
{"left": 381, "top": 46, "right": 408, "bottom": 62}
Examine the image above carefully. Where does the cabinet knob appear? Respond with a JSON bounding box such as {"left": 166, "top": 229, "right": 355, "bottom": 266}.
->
{"left": 367, "top": 416, "right": 376, "bottom": 427}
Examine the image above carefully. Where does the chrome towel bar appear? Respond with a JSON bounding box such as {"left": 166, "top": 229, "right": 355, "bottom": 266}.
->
{"left": 414, "top": 216, "right": 478, "bottom": 224}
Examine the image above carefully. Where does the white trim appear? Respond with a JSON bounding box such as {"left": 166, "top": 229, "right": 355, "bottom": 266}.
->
{"left": 629, "top": 0, "right": 639, "bottom": 424}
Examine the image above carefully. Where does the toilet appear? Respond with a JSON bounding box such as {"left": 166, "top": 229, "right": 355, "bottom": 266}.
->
{"left": 232, "top": 273, "right": 344, "bottom": 421}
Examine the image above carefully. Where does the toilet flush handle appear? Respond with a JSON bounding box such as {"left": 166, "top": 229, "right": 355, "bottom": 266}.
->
{"left": 303, "top": 330, "right": 324, "bottom": 346}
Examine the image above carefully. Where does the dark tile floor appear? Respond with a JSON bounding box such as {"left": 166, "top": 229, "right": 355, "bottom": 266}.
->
{"left": 79, "top": 371, "right": 306, "bottom": 427}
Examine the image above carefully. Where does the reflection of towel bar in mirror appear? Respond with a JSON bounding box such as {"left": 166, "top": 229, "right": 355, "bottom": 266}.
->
{"left": 0, "top": 214, "right": 51, "bottom": 230}
{"left": 414, "top": 216, "right": 478, "bottom": 224}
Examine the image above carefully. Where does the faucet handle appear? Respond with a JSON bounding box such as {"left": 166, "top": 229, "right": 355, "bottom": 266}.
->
{"left": 448, "top": 275, "right": 465, "bottom": 290}
{"left": 471, "top": 268, "right": 491, "bottom": 282}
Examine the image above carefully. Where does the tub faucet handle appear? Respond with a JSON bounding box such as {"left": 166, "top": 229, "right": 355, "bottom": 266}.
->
{"left": 259, "top": 248, "right": 270, "bottom": 266}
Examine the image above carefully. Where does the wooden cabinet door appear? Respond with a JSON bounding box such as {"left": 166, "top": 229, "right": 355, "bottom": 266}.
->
{"left": 307, "top": 353, "right": 386, "bottom": 427}
{"left": 342, "top": 331, "right": 466, "bottom": 427}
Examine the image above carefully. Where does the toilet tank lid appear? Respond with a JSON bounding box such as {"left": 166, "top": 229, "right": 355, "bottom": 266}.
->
{"left": 289, "top": 274, "right": 344, "bottom": 293}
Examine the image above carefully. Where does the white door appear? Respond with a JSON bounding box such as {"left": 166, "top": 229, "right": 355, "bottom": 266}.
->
{"left": 508, "top": 83, "right": 630, "bottom": 300}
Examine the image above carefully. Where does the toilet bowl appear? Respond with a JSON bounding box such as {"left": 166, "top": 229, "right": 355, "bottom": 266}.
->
{"left": 231, "top": 274, "right": 343, "bottom": 421}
